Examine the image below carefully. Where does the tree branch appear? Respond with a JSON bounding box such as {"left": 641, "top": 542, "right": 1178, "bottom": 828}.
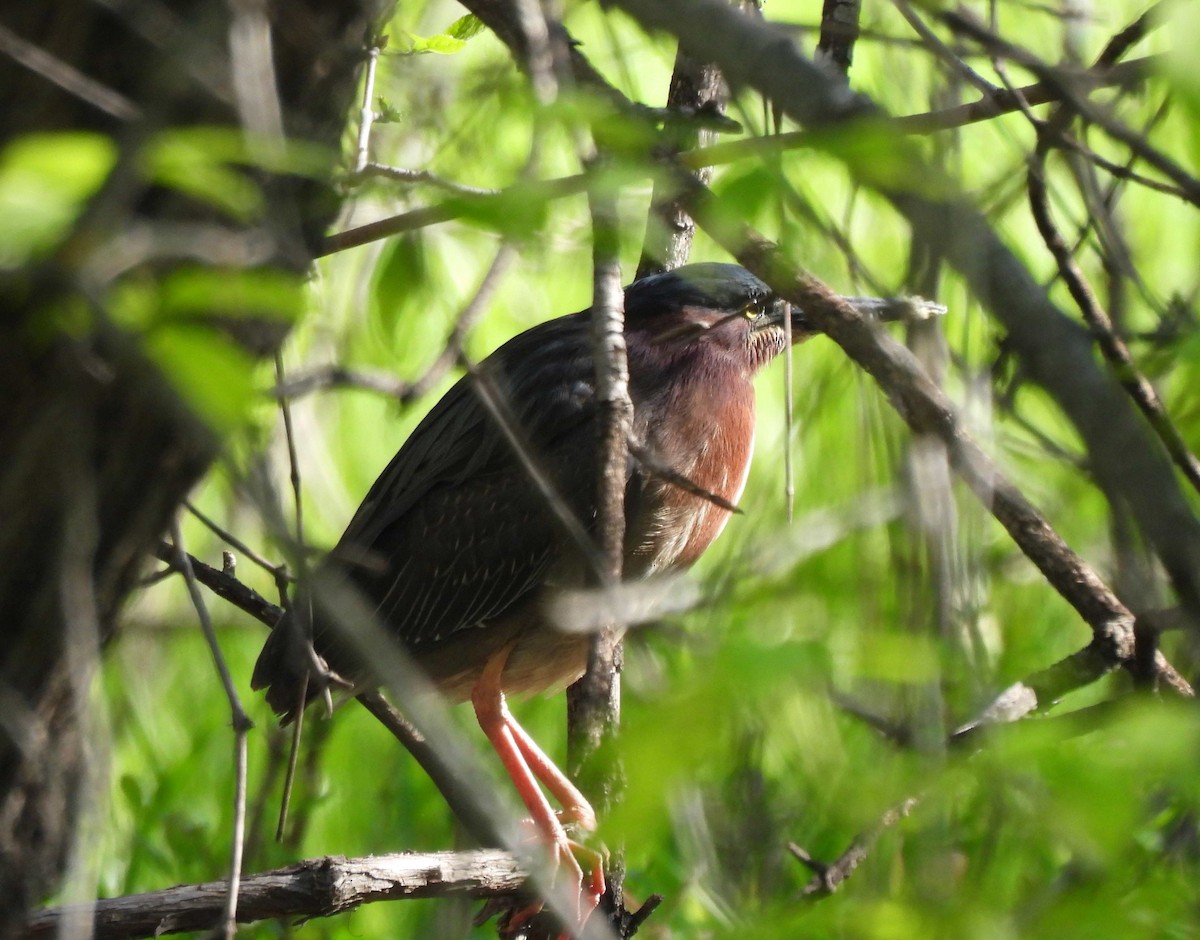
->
{"left": 792, "top": 798, "right": 919, "bottom": 897}
{"left": 608, "top": 0, "right": 1200, "bottom": 629}
{"left": 24, "top": 850, "right": 528, "bottom": 940}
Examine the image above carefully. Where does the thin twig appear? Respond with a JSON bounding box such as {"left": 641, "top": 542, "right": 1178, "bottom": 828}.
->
{"left": 185, "top": 501, "right": 291, "bottom": 585}
{"left": 271, "top": 348, "right": 309, "bottom": 842}
{"left": 359, "top": 163, "right": 500, "bottom": 196}
{"left": 153, "top": 543, "right": 284, "bottom": 626}
{"left": 274, "top": 353, "right": 305, "bottom": 560}
{"left": 1027, "top": 151, "right": 1200, "bottom": 497}
{"left": 783, "top": 300, "right": 794, "bottom": 522}
{"left": 166, "top": 521, "right": 252, "bottom": 940}
{"left": 627, "top": 438, "right": 742, "bottom": 514}
{"left": 0, "top": 22, "right": 141, "bottom": 120}
{"left": 891, "top": 0, "right": 998, "bottom": 98}
{"left": 940, "top": 8, "right": 1200, "bottom": 206}
{"left": 353, "top": 38, "right": 382, "bottom": 174}
{"left": 468, "top": 361, "right": 608, "bottom": 581}
{"left": 794, "top": 797, "right": 920, "bottom": 897}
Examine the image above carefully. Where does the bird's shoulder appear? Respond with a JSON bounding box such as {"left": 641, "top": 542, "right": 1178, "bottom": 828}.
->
{"left": 337, "top": 311, "right": 596, "bottom": 553}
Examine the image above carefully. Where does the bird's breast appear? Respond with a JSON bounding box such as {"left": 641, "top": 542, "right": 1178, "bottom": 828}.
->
{"left": 630, "top": 383, "right": 756, "bottom": 573}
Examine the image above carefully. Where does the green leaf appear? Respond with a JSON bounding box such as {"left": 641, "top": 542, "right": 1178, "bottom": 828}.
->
{"left": 140, "top": 127, "right": 330, "bottom": 220}
{"left": 109, "top": 267, "right": 303, "bottom": 335}
{"left": 410, "top": 33, "right": 467, "bottom": 55}
{"left": 158, "top": 267, "right": 305, "bottom": 323}
{"left": 143, "top": 323, "right": 258, "bottom": 432}
{"left": 446, "top": 14, "right": 485, "bottom": 41}
{"left": 0, "top": 132, "right": 116, "bottom": 266}
{"left": 142, "top": 130, "right": 262, "bottom": 221}
{"left": 371, "top": 232, "right": 429, "bottom": 341}
{"left": 810, "top": 117, "right": 952, "bottom": 198}
{"left": 375, "top": 97, "right": 405, "bottom": 124}
{"left": 712, "top": 165, "right": 778, "bottom": 223}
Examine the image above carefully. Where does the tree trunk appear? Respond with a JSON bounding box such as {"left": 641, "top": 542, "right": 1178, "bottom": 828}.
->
{"left": 0, "top": 1, "right": 386, "bottom": 926}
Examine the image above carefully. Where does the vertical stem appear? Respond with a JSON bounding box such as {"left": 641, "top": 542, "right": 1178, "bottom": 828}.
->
{"left": 816, "top": 0, "right": 861, "bottom": 75}
{"left": 353, "top": 39, "right": 381, "bottom": 174}
{"left": 567, "top": 166, "right": 630, "bottom": 915}
{"left": 168, "top": 520, "right": 252, "bottom": 940}
{"left": 782, "top": 303, "right": 794, "bottom": 522}
{"left": 634, "top": 49, "right": 725, "bottom": 279}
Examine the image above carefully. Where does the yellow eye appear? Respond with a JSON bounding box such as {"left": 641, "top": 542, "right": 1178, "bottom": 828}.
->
{"left": 742, "top": 303, "right": 760, "bottom": 320}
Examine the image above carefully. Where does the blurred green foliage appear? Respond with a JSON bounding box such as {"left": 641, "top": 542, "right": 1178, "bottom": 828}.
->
{"left": 53, "top": 0, "right": 1200, "bottom": 937}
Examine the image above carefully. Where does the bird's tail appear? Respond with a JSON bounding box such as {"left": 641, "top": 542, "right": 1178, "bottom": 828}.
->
{"left": 251, "top": 610, "right": 321, "bottom": 723}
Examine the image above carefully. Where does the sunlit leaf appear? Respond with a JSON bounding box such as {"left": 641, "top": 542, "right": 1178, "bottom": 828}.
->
{"left": 446, "top": 14, "right": 485, "bottom": 41}
{"left": 408, "top": 33, "right": 467, "bottom": 55}
{"left": 0, "top": 132, "right": 116, "bottom": 266}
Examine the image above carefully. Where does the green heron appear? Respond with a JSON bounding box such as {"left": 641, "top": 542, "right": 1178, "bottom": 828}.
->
{"left": 252, "top": 262, "right": 814, "bottom": 930}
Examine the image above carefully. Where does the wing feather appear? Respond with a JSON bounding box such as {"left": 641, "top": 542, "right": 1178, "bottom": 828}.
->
{"left": 319, "top": 312, "right": 600, "bottom": 659}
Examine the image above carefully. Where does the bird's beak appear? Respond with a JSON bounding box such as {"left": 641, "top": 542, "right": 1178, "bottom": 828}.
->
{"left": 760, "top": 298, "right": 814, "bottom": 344}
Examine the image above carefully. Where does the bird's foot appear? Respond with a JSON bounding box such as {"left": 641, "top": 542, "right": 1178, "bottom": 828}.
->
{"left": 557, "top": 800, "right": 597, "bottom": 833}
{"left": 513, "top": 807, "right": 597, "bottom": 845}
{"left": 482, "top": 839, "right": 605, "bottom": 939}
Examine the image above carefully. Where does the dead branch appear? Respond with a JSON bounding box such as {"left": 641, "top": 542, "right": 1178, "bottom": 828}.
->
{"left": 792, "top": 798, "right": 920, "bottom": 897}
{"left": 23, "top": 850, "right": 527, "bottom": 940}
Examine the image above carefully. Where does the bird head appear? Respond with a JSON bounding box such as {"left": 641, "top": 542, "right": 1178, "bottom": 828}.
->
{"left": 625, "top": 263, "right": 813, "bottom": 374}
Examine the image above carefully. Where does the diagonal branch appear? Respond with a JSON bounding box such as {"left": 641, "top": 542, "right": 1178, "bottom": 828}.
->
{"left": 607, "top": 0, "right": 1200, "bottom": 627}
{"left": 681, "top": 183, "right": 1192, "bottom": 697}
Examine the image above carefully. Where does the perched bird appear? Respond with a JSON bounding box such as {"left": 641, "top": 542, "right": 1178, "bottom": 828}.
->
{"left": 252, "top": 262, "right": 814, "bottom": 929}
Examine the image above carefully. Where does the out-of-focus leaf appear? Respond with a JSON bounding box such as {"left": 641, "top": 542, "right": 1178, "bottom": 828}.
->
{"left": 1163, "top": 8, "right": 1200, "bottom": 165}
{"left": 0, "top": 132, "right": 116, "bottom": 266}
{"left": 376, "top": 96, "right": 406, "bottom": 123}
{"left": 808, "top": 118, "right": 952, "bottom": 198}
{"left": 143, "top": 323, "right": 258, "bottom": 432}
{"left": 712, "top": 165, "right": 780, "bottom": 226}
{"left": 443, "top": 184, "right": 549, "bottom": 239}
{"left": 143, "top": 131, "right": 263, "bottom": 221}
{"left": 158, "top": 267, "right": 305, "bottom": 323}
{"left": 110, "top": 267, "right": 304, "bottom": 334}
{"left": 370, "top": 232, "right": 428, "bottom": 340}
{"left": 852, "top": 631, "right": 940, "bottom": 683}
{"left": 141, "top": 127, "right": 330, "bottom": 220}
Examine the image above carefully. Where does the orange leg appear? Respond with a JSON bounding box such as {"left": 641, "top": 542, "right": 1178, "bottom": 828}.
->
{"left": 471, "top": 645, "right": 604, "bottom": 935}
{"left": 506, "top": 716, "right": 596, "bottom": 831}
